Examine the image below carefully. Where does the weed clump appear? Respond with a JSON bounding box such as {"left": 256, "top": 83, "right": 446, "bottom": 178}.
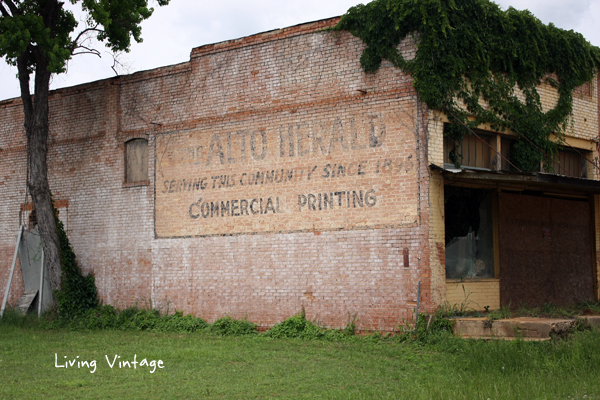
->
{"left": 209, "top": 316, "right": 257, "bottom": 336}
{"left": 42, "top": 305, "right": 209, "bottom": 333}
{"left": 264, "top": 310, "right": 351, "bottom": 341}
{"left": 0, "top": 307, "right": 44, "bottom": 329}
{"left": 265, "top": 312, "right": 324, "bottom": 339}
{"left": 487, "top": 305, "right": 512, "bottom": 321}
{"left": 41, "top": 306, "right": 260, "bottom": 336}
{"left": 396, "top": 313, "right": 455, "bottom": 344}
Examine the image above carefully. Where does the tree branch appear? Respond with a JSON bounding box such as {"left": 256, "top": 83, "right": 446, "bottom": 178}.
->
{"left": 111, "top": 55, "right": 123, "bottom": 76}
{"left": 0, "top": 2, "right": 11, "bottom": 17}
{"left": 73, "top": 25, "right": 104, "bottom": 44}
{"left": 16, "top": 53, "right": 33, "bottom": 118}
{"left": 2, "top": 0, "right": 20, "bottom": 16}
{"left": 72, "top": 45, "right": 101, "bottom": 57}
{"left": 70, "top": 25, "right": 104, "bottom": 52}
{"left": 72, "top": 50, "right": 101, "bottom": 57}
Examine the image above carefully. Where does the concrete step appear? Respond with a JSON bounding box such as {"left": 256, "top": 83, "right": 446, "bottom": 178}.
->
{"left": 582, "top": 315, "right": 600, "bottom": 328}
{"left": 453, "top": 316, "right": 600, "bottom": 340}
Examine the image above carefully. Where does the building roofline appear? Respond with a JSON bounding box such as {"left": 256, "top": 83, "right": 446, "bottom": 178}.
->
{"left": 190, "top": 17, "right": 340, "bottom": 59}
{"left": 431, "top": 163, "right": 600, "bottom": 194}
{"left": 0, "top": 17, "right": 342, "bottom": 106}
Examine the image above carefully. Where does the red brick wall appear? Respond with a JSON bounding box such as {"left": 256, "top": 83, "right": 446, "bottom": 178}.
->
{"left": 0, "top": 18, "right": 435, "bottom": 331}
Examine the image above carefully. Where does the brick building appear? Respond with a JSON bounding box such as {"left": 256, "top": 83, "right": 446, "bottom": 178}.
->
{"left": 1, "top": 18, "right": 599, "bottom": 331}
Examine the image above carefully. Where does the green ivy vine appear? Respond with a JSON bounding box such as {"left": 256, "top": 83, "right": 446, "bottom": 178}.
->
{"left": 54, "top": 211, "right": 98, "bottom": 319}
{"left": 333, "top": 0, "right": 600, "bottom": 171}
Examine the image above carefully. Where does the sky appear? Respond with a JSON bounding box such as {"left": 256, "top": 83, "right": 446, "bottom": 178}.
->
{"left": 1, "top": 0, "right": 599, "bottom": 101}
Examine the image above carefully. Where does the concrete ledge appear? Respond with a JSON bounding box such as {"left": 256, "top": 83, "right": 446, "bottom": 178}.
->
{"left": 582, "top": 315, "right": 600, "bottom": 328}
{"left": 453, "top": 317, "right": 577, "bottom": 339}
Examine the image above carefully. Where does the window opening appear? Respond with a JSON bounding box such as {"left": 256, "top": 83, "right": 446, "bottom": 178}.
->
{"left": 125, "top": 138, "right": 149, "bottom": 183}
{"left": 544, "top": 148, "right": 587, "bottom": 178}
{"left": 445, "top": 187, "right": 495, "bottom": 279}
{"left": 444, "top": 131, "right": 492, "bottom": 169}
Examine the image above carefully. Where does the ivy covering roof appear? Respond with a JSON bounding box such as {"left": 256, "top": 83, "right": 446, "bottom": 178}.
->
{"left": 333, "top": 0, "right": 600, "bottom": 171}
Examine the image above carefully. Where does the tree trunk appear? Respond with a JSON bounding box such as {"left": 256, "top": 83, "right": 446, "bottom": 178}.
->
{"left": 27, "top": 81, "right": 62, "bottom": 303}
{"left": 17, "top": 42, "right": 62, "bottom": 307}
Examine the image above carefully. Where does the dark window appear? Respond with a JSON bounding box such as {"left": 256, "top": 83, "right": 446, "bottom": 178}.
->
{"left": 445, "top": 187, "right": 495, "bottom": 279}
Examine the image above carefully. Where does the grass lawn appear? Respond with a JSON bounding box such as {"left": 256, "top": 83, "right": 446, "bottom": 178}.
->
{"left": 1, "top": 324, "right": 600, "bottom": 399}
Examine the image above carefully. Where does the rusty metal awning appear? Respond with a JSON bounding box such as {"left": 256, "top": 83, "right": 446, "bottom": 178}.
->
{"left": 430, "top": 164, "right": 600, "bottom": 194}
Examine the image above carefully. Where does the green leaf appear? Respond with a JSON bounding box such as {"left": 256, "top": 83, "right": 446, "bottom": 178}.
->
{"left": 334, "top": 0, "right": 600, "bottom": 172}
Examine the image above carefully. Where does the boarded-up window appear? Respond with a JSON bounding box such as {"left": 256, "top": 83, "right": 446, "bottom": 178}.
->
{"left": 444, "top": 133, "right": 491, "bottom": 169}
{"left": 501, "top": 137, "right": 514, "bottom": 171}
{"left": 126, "top": 138, "right": 148, "bottom": 183}
{"left": 546, "top": 149, "right": 587, "bottom": 178}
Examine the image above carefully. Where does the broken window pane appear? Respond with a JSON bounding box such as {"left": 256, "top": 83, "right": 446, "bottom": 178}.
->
{"left": 445, "top": 187, "right": 495, "bottom": 279}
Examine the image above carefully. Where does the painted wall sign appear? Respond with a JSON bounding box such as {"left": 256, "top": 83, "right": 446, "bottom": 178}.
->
{"left": 154, "top": 103, "right": 419, "bottom": 237}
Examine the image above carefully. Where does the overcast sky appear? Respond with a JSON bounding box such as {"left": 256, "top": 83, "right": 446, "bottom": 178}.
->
{"left": 1, "top": 0, "right": 599, "bottom": 101}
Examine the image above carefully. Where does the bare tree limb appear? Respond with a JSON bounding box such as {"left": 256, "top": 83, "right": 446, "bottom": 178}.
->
{"left": 72, "top": 50, "right": 102, "bottom": 57}
{"left": 2, "top": 0, "right": 20, "bottom": 16}
{"left": 71, "top": 25, "right": 104, "bottom": 49}
{"left": 72, "top": 45, "right": 101, "bottom": 57}
{"left": 108, "top": 52, "right": 132, "bottom": 77}
{"left": 0, "top": 2, "right": 11, "bottom": 17}
{"left": 111, "top": 55, "right": 122, "bottom": 76}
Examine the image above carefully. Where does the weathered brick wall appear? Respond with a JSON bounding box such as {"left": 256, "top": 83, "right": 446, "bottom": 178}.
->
{"left": 0, "top": 18, "right": 436, "bottom": 331}
{"left": 0, "top": 98, "right": 28, "bottom": 306}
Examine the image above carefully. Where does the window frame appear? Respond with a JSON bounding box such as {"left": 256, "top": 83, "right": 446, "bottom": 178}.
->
{"left": 443, "top": 128, "right": 494, "bottom": 171}
{"left": 544, "top": 147, "right": 589, "bottom": 179}
{"left": 123, "top": 136, "right": 150, "bottom": 188}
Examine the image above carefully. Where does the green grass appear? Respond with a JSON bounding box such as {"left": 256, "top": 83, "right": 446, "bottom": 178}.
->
{"left": 1, "top": 322, "right": 600, "bottom": 399}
